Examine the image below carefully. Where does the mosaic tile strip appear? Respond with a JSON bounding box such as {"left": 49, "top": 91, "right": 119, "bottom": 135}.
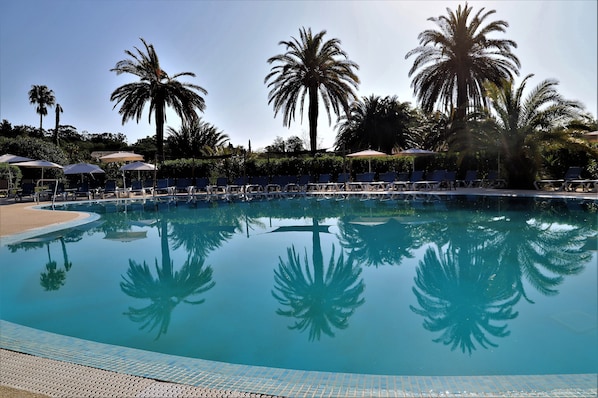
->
{"left": 1, "top": 320, "right": 596, "bottom": 397}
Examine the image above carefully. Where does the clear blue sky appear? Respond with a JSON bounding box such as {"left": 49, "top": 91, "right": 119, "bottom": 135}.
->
{"left": 1, "top": 0, "right": 596, "bottom": 152}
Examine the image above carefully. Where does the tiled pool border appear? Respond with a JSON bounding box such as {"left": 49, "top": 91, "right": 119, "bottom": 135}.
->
{"left": 1, "top": 193, "right": 597, "bottom": 397}
{"left": 1, "top": 320, "right": 596, "bottom": 397}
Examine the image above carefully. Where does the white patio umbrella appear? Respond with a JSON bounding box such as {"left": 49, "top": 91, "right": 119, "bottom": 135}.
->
{"left": 12, "top": 160, "right": 64, "bottom": 201}
{"left": 347, "top": 149, "right": 387, "bottom": 172}
{"left": 0, "top": 154, "right": 33, "bottom": 163}
{"left": 63, "top": 163, "right": 105, "bottom": 175}
{"left": 12, "top": 159, "right": 63, "bottom": 181}
{"left": 582, "top": 131, "right": 598, "bottom": 143}
{"left": 99, "top": 152, "right": 143, "bottom": 163}
{"left": 63, "top": 163, "right": 105, "bottom": 185}
{"left": 120, "top": 161, "right": 156, "bottom": 182}
{"left": 0, "top": 154, "right": 33, "bottom": 189}
{"left": 394, "top": 148, "right": 437, "bottom": 171}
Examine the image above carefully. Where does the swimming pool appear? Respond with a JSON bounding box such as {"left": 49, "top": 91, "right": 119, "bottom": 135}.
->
{"left": 1, "top": 196, "right": 596, "bottom": 379}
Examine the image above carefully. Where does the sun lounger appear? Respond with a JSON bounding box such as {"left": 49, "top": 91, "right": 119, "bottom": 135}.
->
{"left": 101, "top": 180, "right": 119, "bottom": 199}
{"left": 391, "top": 170, "right": 423, "bottom": 191}
{"left": 412, "top": 170, "right": 447, "bottom": 191}
{"left": 481, "top": 170, "right": 506, "bottom": 188}
{"left": 327, "top": 172, "right": 350, "bottom": 191}
{"left": 227, "top": 176, "right": 248, "bottom": 197}
{"left": 70, "top": 182, "right": 94, "bottom": 200}
{"left": 207, "top": 177, "right": 229, "bottom": 198}
{"left": 15, "top": 182, "right": 36, "bottom": 201}
{"left": 374, "top": 171, "right": 397, "bottom": 191}
{"left": 306, "top": 174, "right": 331, "bottom": 192}
{"left": 534, "top": 167, "right": 582, "bottom": 191}
{"left": 347, "top": 172, "right": 376, "bottom": 191}
{"left": 245, "top": 176, "right": 269, "bottom": 198}
{"left": 174, "top": 178, "right": 194, "bottom": 195}
{"left": 456, "top": 170, "right": 481, "bottom": 188}
{"left": 153, "top": 178, "right": 173, "bottom": 196}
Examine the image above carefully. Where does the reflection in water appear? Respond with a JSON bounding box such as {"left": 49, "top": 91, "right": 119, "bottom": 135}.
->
{"left": 5, "top": 196, "right": 595, "bottom": 364}
{"left": 272, "top": 219, "right": 365, "bottom": 341}
{"left": 409, "top": 198, "right": 591, "bottom": 354}
{"left": 120, "top": 218, "right": 216, "bottom": 339}
{"left": 411, "top": 243, "right": 521, "bottom": 354}
{"left": 9, "top": 232, "right": 78, "bottom": 291}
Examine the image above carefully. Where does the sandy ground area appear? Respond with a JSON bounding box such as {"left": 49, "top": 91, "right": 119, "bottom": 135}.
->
{"left": 0, "top": 201, "right": 88, "bottom": 238}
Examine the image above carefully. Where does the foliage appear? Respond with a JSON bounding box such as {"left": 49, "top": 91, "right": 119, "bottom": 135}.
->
{"left": 335, "top": 95, "right": 418, "bottom": 153}
{"left": 265, "top": 27, "right": 360, "bottom": 155}
{"left": 0, "top": 136, "right": 68, "bottom": 179}
{"left": 481, "top": 74, "right": 586, "bottom": 188}
{"left": 166, "top": 118, "right": 229, "bottom": 159}
{"left": 265, "top": 135, "right": 305, "bottom": 153}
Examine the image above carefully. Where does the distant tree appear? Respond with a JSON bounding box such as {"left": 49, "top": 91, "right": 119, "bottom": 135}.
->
{"left": 166, "top": 118, "right": 229, "bottom": 158}
{"left": 54, "top": 103, "right": 63, "bottom": 146}
{"left": 265, "top": 27, "right": 360, "bottom": 155}
{"left": 110, "top": 38, "right": 207, "bottom": 162}
{"left": 406, "top": 3, "right": 520, "bottom": 124}
{"left": 28, "top": 85, "right": 55, "bottom": 134}
{"left": 266, "top": 136, "right": 286, "bottom": 153}
{"left": 131, "top": 136, "right": 157, "bottom": 162}
{"left": 0, "top": 120, "right": 13, "bottom": 137}
{"left": 285, "top": 136, "right": 305, "bottom": 153}
{"left": 335, "top": 95, "right": 416, "bottom": 153}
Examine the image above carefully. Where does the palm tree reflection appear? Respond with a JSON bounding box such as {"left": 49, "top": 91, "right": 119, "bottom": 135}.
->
{"left": 121, "top": 219, "right": 215, "bottom": 339}
{"left": 272, "top": 219, "right": 365, "bottom": 341}
{"left": 40, "top": 241, "right": 66, "bottom": 291}
{"left": 410, "top": 198, "right": 592, "bottom": 354}
{"left": 410, "top": 243, "right": 521, "bottom": 354}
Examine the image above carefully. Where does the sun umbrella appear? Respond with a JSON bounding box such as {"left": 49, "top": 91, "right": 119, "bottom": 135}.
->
{"left": 13, "top": 160, "right": 64, "bottom": 201}
{"left": 13, "top": 159, "right": 63, "bottom": 180}
{"left": 582, "top": 131, "right": 598, "bottom": 143}
{"left": 347, "top": 149, "right": 387, "bottom": 172}
{"left": 63, "top": 163, "right": 105, "bottom": 175}
{"left": 104, "top": 231, "right": 147, "bottom": 242}
{"left": 120, "top": 161, "right": 156, "bottom": 187}
{"left": 0, "top": 154, "right": 34, "bottom": 189}
{"left": 119, "top": 161, "right": 156, "bottom": 172}
{"left": 99, "top": 152, "right": 143, "bottom": 163}
{"left": 394, "top": 148, "right": 437, "bottom": 171}
{"left": 0, "top": 154, "right": 33, "bottom": 163}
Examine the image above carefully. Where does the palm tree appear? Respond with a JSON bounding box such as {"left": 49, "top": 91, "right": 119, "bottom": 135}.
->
{"left": 28, "top": 85, "right": 55, "bottom": 134}
{"left": 110, "top": 38, "right": 207, "bottom": 162}
{"left": 167, "top": 118, "right": 229, "bottom": 159}
{"left": 405, "top": 3, "right": 520, "bottom": 125}
{"left": 265, "top": 27, "right": 360, "bottom": 155}
{"left": 54, "top": 103, "right": 63, "bottom": 146}
{"left": 335, "top": 95, "right": 416, "bottom": 153}
{"left": 482, "top": 74, "right": 584, "bottom": 188}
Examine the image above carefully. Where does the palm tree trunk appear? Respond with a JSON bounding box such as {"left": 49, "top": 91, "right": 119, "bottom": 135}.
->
{"left": 311, "top": 219, "right": 324, "bottom": 283}
{"left": 155, "top": 102, "right": 165, "bottom": 163}
{"left": 308, "top": 87, "right": 319, "bottom": 155}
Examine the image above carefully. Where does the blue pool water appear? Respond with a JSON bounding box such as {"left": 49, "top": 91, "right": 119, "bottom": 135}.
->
{"left": 1, "top": 195, "right": 596, "bottom": 376}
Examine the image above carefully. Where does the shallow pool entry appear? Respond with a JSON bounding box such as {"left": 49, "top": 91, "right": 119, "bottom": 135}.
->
{"left": 1, "top": 196, "right": 596, "bottom": 376}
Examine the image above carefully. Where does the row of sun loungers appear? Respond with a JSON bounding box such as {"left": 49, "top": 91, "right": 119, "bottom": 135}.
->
{"left": 534, "top": 166, "right": 597, "bottom": 193}
{"left": 15, "top": 167, "right": 593, "bottom": 203}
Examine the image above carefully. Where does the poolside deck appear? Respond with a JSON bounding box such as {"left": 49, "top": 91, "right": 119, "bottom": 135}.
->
{"left": 0, "top": 188, "right": 596, "bottom": 398}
